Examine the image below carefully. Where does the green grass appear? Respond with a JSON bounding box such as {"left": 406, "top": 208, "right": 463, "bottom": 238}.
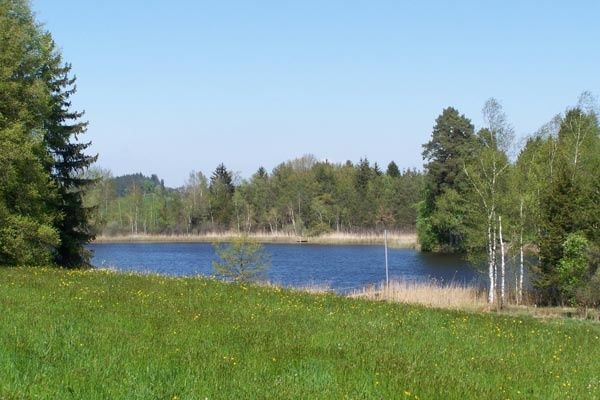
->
{"left": 1, "top": 267, "right": 599, "bottom": 399}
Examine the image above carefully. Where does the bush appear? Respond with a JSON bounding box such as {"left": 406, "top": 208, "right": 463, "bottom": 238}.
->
{"left": 212, "top": 236, "right": 271, "bottom": 282}
{"left": 575, "top": 244, "right": 600, "bottom": 309}
{"left": 308, "top": 222, "right": 331, "bottom": 237}
{"left": 575, "top": 270, "right": 600, "bottom": 309}
{"left": 416, "top": 202, "right": 436, "bottom": 252}
{"left": 557, "top": 233, "right": 590, "bottom": 305}
{"left": 103, "top": 221, "right": 122, "bottom": 237}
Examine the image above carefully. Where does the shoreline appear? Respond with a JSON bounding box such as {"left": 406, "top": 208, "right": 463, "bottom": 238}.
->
{"left": 92, "top": 232, "right": 418, "bottom": 248}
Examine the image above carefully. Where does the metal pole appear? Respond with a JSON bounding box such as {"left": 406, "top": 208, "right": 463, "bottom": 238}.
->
{"left": 384, "top": 229, "right": 389, "bottom": 287}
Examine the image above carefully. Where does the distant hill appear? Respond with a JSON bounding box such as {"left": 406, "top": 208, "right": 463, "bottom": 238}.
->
{"left": 112, "top": 173, "right": 166, "bottom": 196}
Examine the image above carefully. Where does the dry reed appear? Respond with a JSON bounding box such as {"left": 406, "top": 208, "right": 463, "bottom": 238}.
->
{"left": 93, "top": 231, "right": 417, "bottom": 247}
{"left": 350, "top": 280, "right": 488, "bottom": 311}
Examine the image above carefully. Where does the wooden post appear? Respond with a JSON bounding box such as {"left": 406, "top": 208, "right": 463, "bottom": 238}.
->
{"left": 384, "top": 229, "right": 389, "bottom": 287}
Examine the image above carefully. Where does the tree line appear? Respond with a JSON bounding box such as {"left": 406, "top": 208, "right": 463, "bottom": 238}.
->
{"left": 85, "top": 156, "right": 423, "bottom": 237}
{"left": 0, "top": 0, "right": 95, "bottom": 266}
{"left": 418, "top": 95, "right": 600, "bottom": 307}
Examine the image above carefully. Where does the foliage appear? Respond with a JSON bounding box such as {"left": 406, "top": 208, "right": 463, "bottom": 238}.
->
{"left": 575, "top": 246, "right": 600, "bottom": 308}
{"left": 212, "top": 236, "right": 271, "bottom": 282}
{"left": 556, "top": 233, "right": 590, "bottom": 305}
{"left": 0, "top": 0, "right": 95, "bottom": 266}
{"left": 427, "top": 189, "right": 469, "bottom": 252}
{"left": 43, "top": 54, "right": 98, "bottom": 266}
{"left": 418, "top": 107, "right": 476, "bottom": 252}
{"left": 416, "top": 201, "right": 436, "bottom": 251}
{"left": 85, "top": 158, "right": 423, "bottom": 236}
{"left": 0, "top": 125, "right": 59, "bottom": 265}
{"left": 386, "top": 160, "right": 400, "bottom": 177}
{"left": 112, "top": 173, "right": 163, "bottom": 196}
{"left": 209, "top": 163, "right": 235, "bottom": 229}
{"left": 419, "top": 96, "right": 599, "bottom": 307}
{"left": 534, "top": 104, "right": 600, "bottom": 304}
{"left": 573, "top": 243, "right": 600, "bottom": 308}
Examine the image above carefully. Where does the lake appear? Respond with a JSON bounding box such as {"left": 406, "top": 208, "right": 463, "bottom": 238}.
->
{"left": 89, "top": 243, "right": 484, "bottom": 292}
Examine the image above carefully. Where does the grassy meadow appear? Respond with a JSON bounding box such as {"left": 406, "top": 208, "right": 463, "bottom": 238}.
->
{"left": 1, "top": 267, "right": 599, "bottom": 399}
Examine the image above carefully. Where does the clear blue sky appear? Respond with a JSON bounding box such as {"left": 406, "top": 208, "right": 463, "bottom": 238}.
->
{"left": 33, "top": 1, "right": 600, "bottom": 186}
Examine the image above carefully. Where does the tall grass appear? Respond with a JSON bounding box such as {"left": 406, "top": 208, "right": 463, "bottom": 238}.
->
{"left": 1, "top": 267, "right": 599, "bottom": 399}
{"left": 350, "top": 280, "right": 488, "bottom": 311}
{"left": 94, "top": 231, "right": 418, "bottom": 247}
{"left": 351, "top": 280, "right": 599, "bottom": 321}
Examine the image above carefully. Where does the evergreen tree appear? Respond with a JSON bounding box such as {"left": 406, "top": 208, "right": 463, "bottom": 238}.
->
{"left": 386, "top": 161, "right": 401, "bottom": 178}
{"left": 354, "top": 158, "right": 375, "bottom": 227}
{"left": 355, "top": 158, "right": 372, "bottom": 193}
{"left": 256, "top": 166, "right": 268, "bottom": 179}
{"left": 418, "top": 107, "right": 476, "bottom": 251}
{"left": 42, "top": 38, "right": 97, "bottom": 266}
{"left": 372, "top": 162, "right": 382, "bottom": 176}
{"left": 246, "top": 167, "right": 271, "bottom": 231}
{"left": 209, "top": 163, "right": 235, "bottom": 228}
{"left": 0, "top": 0, "right": 97, "bottom": 266}
{"left": 536, "top": 106, "right": 600, "bottom": 303}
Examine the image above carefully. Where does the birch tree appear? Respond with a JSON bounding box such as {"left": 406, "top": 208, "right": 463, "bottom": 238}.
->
{"left": 183, "top": 171, "right": 209, "bottom": 233}
{"left": 463, "top": 98, "right": 514, "bottom": 307}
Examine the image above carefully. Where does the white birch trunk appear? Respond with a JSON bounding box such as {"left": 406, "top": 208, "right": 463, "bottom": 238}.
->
{"left": 519, "top": 244, "right": 524, "bottom": 304}
{"left": 487, "top": 213, "right": 495, "bottom": 304}
{"left": 492, "top": 212, "right": 497, "bottom": 306}
{"left": 290, "top": 207, "right": 296, "bottom": 235}
{"left": 499, "top": 215, "right": 506, "bottom": 308}
{"left": 518, "top": 199, "right": 524, "bottom": 304}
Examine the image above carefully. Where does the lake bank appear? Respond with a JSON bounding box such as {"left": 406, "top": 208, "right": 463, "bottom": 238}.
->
{"left": 93, "top": 231, "right": 418, "bottom": 248}
{"left": 1, "top": 267, "right": 598, "bottom": 399}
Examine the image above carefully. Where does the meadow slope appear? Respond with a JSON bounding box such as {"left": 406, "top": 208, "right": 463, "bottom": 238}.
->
{"left": 0, "top": 267, "right": 599, "bottom": 399}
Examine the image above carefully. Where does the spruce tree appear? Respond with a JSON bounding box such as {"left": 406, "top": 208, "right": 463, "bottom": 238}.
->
{"left": 386, "top": 161, "right": 401, "bottom": 178}
{"left": 355, "top": 158, "right": 372, "bottom": 193}
{"left": 41, "top": 37, "right": 97, "bottom": 266}
{"left": 256, "top": 166, "right": 268, "bottom": 179}
{"left": 535, "top": 106, "right": 600, "bottom": 303}
{"left": 209, "top": 163, "right": 235, "bottom": 228}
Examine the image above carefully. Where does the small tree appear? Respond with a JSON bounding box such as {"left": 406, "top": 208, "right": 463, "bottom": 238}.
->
{"left": 212, "top": 236, "right": 271, "bottom": 282}
{"left": 557, "top": 233, "right": 589, "bottom": 305}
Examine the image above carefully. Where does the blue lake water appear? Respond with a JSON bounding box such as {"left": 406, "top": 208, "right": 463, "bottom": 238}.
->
{"left": 89, "top": 243, "right": 484, "bottom": 292}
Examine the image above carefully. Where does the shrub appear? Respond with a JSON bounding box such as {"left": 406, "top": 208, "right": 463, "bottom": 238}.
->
{"left": 212, "top": 236, "right": 271, "bottom": 282}
{"left": 557, "top": 233, "right": 589, "bottom": 305}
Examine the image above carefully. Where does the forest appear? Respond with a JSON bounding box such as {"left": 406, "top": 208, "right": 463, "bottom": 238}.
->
{"left": 417, "top": 97, "right": 600, "bottom": 307}
{"left": 0, "top": 0, "right": 95, "bottom": 267}
{"left": 85, "top": 158, "right": 423, "bottom": 237}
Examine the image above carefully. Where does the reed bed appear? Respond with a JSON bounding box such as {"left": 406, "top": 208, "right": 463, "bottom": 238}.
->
{"left": 312, "top": 231, "right": 417, "bottom": 247}
{"left": 93, "top": 231, "right": 417, "bottom": 247}
{"left": 350, "top": 280, "right": 488, "bottom": 311}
